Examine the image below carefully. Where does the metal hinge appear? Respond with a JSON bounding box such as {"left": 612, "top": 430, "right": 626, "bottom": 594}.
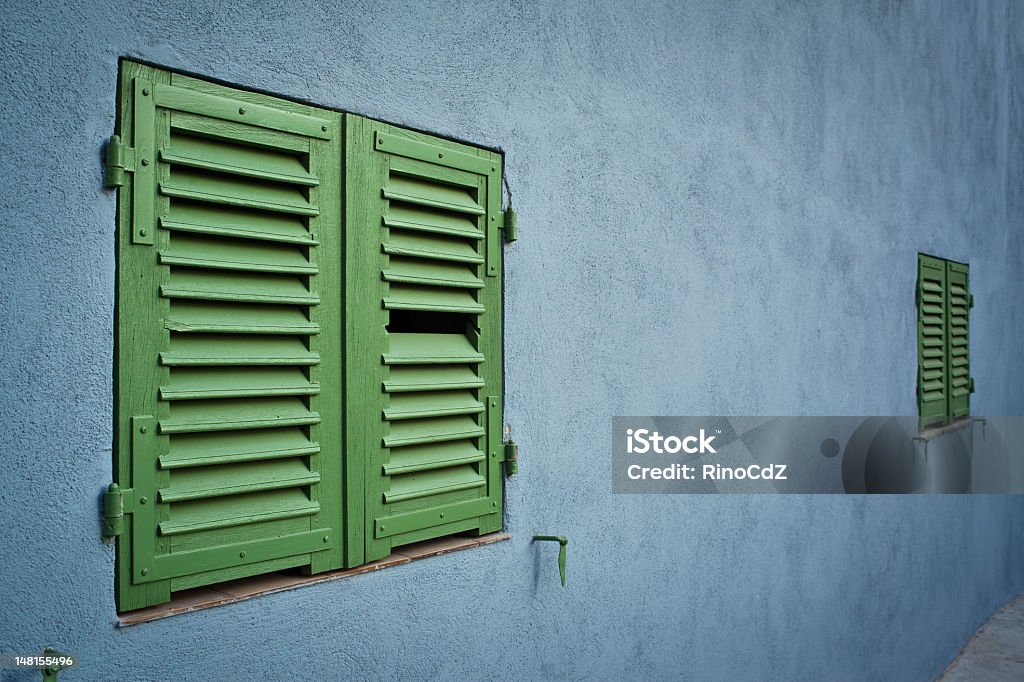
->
{"left": 504, "top": 441, "right": 519, "bottom": 476}
{"left": 502, "top": 423, "right": 518, "bottom": 476}
{"left": 103, "top": 135, "right": 136, "bottom": 188}
{"left": 502, "top": 204, "right": 517, "bottom": 242}
{"left": 102, "top": 483, "right": 135, "bottom": 540}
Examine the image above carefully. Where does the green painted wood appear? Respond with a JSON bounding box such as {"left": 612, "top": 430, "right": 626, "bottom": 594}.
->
{"left": 918, "top": 254, "right": 948, "bottom": 427}
{"left": 151, "top": 529, "right": 330, "bottom": 581}
{"left": 115, "top": 60, "right": 171, "bottom": 611}
{"left": 158, "top": 428, "right": 321, "bottom": 469}
{"left": 132, "top": 78, "right": 156, "bottom": 245}
{"left": 383, "top": 231, "right": 484, "bottom": 264}
{"left": 114, "top": 62, "right": 344, "bottom": 609}
{"left": 158, "top": 459, "right": 321, "bottom": 502}
{"left": 947, "top": 261, "right": 971, "bottom": 418}
{"left": 376, "top": 131, "right": 494, "bottom": 175}
{"left": 153, "top": 83, "right": 333, "bottom": 140}
{"left": 347, "top": 115, "right": 504, "bottom": 561}
{"left": 160, "top": 135, "right": 320, "bottom": 186}
{"left": 384, "top": 366, "right": 485, "bottom": 392}
{"left": 383, "top": 333, "right": 484, "bottom": 364}
{"left": 343, "top": 114, "right": 378, "bottom": 565}
{"left": 374, "top": 498, "right": 497, "bottom": 539}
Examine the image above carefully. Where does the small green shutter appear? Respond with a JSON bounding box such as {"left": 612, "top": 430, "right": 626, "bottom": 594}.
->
{"left": 918, "top": 254, "right": 948, "bottom": 426}
{"left": 345, "top": 115, "right": 504, "bottom": 564}
{"left": 947, "top": 261, "right": 971, "bottom": 418}
{"left": 114, "top": 62, "right": 343, "bottom": 610}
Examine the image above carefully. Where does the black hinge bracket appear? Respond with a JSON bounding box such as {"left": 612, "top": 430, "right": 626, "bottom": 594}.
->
{"left": 102, "top": 483, "right": 135, "bottom": 541}
{"left": 103, "top": 135, "right": 136, "bottom": 188}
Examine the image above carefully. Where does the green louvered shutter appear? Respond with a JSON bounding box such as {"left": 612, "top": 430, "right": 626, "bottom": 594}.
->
{"left": 345, "top": 115, "right": 504, "bottom": 564}
{"left": 918, "top": 254, "right": 948, "bottom": 426}
{"left": 114, "top": 62, "right": 343, "bottom": 611}
{"left": 947, "top": 261, "right": 971, "bottom": 418}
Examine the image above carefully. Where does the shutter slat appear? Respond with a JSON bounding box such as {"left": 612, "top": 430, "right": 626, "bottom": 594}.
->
{"left": 384, "top": 333, "right": 484, "bottom": 365}
{"left": 382, "top": 257, "right": 483, "bottom": 289}
{"left": 160, "top": 367, "right": 319, "bottom": 401}
{"left": 384, "top": 175, "right": 483, "bottom": 215}
{"left": 383, "top": 284, "right": 484, "bottom": 313}
{"left": 162, "top": 269, "right": 319, "bottom": 306}
{"left": 159, "top": 489, "right": 319, "bottom": 535}
{"left": 161, "top": 204, "right": 317, "bottom": 245}
{"left": 160, "top": 428, "right": 319, "bottom": 469}
{"left": 161, "top": 233, "right": 316, "bottom": 275}
{"left": 384, "top": 391, "right": 484, "bottom": 420}
{"left": 159, "top": 459, "right": 320, "bottom": 502}
{"left": 161, "top": 135, "right": 319, "bottom": 187}
{"left": 383, "top": 415, "right": 485, "bottom": 448}
{"left": 383, "top": 232, "right": 483, "bottom": 264}
{"left": 162, "top": 169, "right": 318, "bottom": 216}
{"left": 383, "top": 204, "right": 482, "bottom": 240}
{"left": 166, "top": 301, "right": 320, "bottom": 335}
{"left": 161, "top": 335, "right": 319, "bottom": 366}
{"left": 161, "top": 397, "right": 320, "bottom": 433}
{"left": 384, "top": 366, "right": 484, "bottom": 393}
{"left": 383, "top": 467, "right": 486, "bottom": 504}
{"left": 383, "top": 441, "right": 485, "bottom": 476}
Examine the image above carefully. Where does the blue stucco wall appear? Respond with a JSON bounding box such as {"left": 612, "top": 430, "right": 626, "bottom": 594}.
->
{"left": 2, "top": 1, "right": 1024, "bottom": 680}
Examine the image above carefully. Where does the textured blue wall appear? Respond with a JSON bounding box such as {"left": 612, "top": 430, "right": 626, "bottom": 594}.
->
{"left": 2, "top": 0, "right": 1023, "bottom": 679}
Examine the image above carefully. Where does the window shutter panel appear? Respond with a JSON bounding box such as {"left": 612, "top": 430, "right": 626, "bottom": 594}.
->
{"left": 918, "top": 254, "right": 948, "bottom": 426}
{"left": 114, "top": 62, "right": 343, "bottom": 611}
{"left": 947, "top": 261, "right": 971, "bottom": 418}
{"left": 345, "top": 116, "right": 504, "bottom": 564}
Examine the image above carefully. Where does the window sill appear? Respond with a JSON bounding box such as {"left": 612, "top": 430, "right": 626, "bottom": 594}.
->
{"left": 917, "top": 417, "right": 974, "bottom": 441}
{"left": 118, "top": 532, "right": 511, "bottom": 626}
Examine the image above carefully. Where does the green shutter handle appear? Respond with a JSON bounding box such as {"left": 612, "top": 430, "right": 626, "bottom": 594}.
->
{"left": 533, "top": 535, "right": 568, "bottom": 587}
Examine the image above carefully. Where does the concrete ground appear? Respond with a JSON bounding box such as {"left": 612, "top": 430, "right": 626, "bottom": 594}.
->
{"left": 939, "top": 595, "right": 1024, "bottom": 681}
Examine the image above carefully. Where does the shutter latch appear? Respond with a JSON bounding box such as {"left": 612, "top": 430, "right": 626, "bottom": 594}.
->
{"left": 103, "top": 135, "right": 137, "bottom": 188}
{"left": 102, "top": 483, "right": 135, "bottom": 541}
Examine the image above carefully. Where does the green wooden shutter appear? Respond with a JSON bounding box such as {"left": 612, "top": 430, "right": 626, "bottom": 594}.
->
{"left": 345, "top": 115, "right": 504, "bottom": 564}
{"left": 947, "top": 261, "right": 971, "bottom": 418}
{"left": 918, "top": 254, "right": 948, "bottom": 426}
{"left": 114, "top": 62, "right": 343, "bottom": 611}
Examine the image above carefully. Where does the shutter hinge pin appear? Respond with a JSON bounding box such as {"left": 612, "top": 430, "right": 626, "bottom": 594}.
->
{"left": 502, "top": 202, "right": 518, "bottom": 243}
{"left": 504, "top": 441, "right": 519, "bottom": 476}
{"left": 502, "top": 423, "right": 518, "bottom": 476}
{"left": 102, "top": 483, "right": 135, "bottom": 541}
{"left": 103, "top": 135, "right": 136, "bottom": 188}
